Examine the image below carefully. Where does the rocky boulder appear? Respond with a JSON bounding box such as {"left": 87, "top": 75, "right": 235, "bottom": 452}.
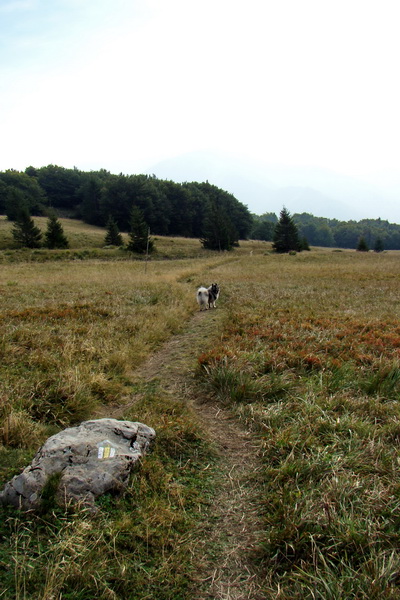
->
{"left": 0, "top": 418, "right": 155, "bottom": 510}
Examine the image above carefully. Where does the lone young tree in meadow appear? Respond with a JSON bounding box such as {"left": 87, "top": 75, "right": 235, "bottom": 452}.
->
{"left": 104, "top": 215, "right": 123, "bottom": 246}
{"left": 44, "top": 213, "right": 69, "bottom": 249}
{"left": 356, "top": 236, "right": 369, "bottom": 252}
{"left": 374, "top": 237, "right": 384, "bottom": 252}
{"left": 12, "top": 208, "right": 42, "bottom": 248}
{"left": 127, "top": 206, "right": 154, "bottom": 254}
{"left": 272, "top": 207, "right": 301, "bottom": 253}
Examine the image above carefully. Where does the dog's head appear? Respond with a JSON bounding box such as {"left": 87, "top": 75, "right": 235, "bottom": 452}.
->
{"left": 210, "top": 283, "right": 219, "bottom": 296}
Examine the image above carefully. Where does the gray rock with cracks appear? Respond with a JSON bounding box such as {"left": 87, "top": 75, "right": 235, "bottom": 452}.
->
{"left": 0, "top": 418, "right": 155, "bottom": 510}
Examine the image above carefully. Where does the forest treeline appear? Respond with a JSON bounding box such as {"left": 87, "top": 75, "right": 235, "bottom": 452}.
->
{"left": 295, "top": 212, "right": 400, "bottom": 250}
{"left": 0, "top": 165, "right": 252, "bottom": 244}
{"left": 251, "top": 210, "right": 400, "bottom": 250}
{"left": 1, "top": 165, "right": 400, "bottom": 249}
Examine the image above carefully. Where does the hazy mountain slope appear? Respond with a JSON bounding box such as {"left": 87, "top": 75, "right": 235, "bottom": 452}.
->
{"left": 145, "top": 151, "right": 397, "bottom": 222}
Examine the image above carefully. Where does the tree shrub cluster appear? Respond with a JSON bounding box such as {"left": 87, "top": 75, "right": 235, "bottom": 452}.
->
{"left": 293, "top": 213, "right": 399, "bottom": 250}
{"left": 11, "top": 210, "right": 70, "bottom": 249}
{"left": 249, "top": 212, "right": 277, "bottom": 241}
{"left": 2, "top": 166, "right": 400, "bottom": 250}
{"left": 0, "top": 166, "right": 253, "bottom": 249}
{"left": 252, "top": 211, "right": 400, "bottom": 250}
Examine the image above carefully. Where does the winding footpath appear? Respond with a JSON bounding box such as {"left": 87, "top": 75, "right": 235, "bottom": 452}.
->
{"left": 99, "top": 309, "right": 265, "bottom": 600}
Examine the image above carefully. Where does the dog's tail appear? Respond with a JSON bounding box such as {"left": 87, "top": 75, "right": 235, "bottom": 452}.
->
{"left": 197, "top": 287, "right": 209, "bottom": 308}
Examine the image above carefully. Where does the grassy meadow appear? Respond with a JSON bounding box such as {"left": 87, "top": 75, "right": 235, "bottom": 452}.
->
{"left": 198, "top": 250, "right": 400, "bottom": 598}
{"left": 0, "top": 215, "right": 258, "bottom": 260}
{"left": 1, "top": 216, "right": 400, "bottom": 598}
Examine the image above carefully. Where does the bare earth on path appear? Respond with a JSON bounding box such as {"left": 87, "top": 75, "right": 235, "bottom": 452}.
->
{"left": 100, "top": 309, "right": 266, "bottom": 600}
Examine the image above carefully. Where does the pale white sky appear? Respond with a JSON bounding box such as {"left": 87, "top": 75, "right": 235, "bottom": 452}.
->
{"left": 1, "top": 0, "right": 400, "bottom": 216}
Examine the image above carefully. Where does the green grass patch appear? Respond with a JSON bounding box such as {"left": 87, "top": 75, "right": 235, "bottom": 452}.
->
{"left": 196, "top": 251, "right": 400, "bottom": 598}
{"left": 2, "top": 243, "right": 400, "bottom": 598}
{"left": 0, "top": 386, "right": 217, "bottom": 599}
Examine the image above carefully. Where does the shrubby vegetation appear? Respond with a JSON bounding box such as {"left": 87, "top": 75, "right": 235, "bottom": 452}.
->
{"left": 252, "top": 211, "right": 400, "bottom": 249}
{"left": 2, "top": 165, "right": 400, "bottom": 250}
{"left": 249, "top": 212, "right": 277, "bottom": 241}
{"left": 294, "top": 213, "right": 400, "bottom": 250}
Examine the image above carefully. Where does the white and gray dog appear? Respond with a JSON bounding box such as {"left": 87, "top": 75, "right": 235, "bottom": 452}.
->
{"left": 197, "top": 283, "right": 220, "bottom": 311}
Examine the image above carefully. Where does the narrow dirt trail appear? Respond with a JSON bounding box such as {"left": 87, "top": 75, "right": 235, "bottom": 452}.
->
{"left": 100, "top": 309, "right": 265, "bottom": 600}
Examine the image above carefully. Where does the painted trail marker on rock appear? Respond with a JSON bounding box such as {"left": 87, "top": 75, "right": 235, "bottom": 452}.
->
{"left": 0, "top": 418, "right": 156, "bottom": 510}
{"left": 97, "top": 440, "right": 117, "bottom": 459}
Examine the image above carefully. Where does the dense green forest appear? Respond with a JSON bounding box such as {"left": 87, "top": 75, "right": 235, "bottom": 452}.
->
{"left": 1, "top": 165, "right": 400, "bottom": 249}
{"left": 0, "top": 166, "right": 252, "bottom": 245}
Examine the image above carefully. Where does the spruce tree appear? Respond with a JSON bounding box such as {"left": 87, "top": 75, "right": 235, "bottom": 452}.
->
{"left": 44, "top": 213, "right": 69, "bottom": 249}
{"left": 12, "top": 208, "right": 42, "bottom": 248}
{"left": 272, "top": 207, "right": 301, "bottom": 253}
{"left": 356, "top": 236, "right": 369, "bottom": 252}
{"left": 127, "top": 206, "right": 154, "bottom": 254}
{"left": 104, "top": 215, "right": 123, "bottom": 246}
{"left": 374, "top": 238, "right": 384, "bottom": 252}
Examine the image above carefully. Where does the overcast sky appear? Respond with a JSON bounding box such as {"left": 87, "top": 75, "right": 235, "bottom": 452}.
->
{"left": 1, "top": 0, "right": 400, "bottom": 217}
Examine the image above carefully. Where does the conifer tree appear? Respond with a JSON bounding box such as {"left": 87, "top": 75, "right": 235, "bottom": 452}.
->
{"left": 272, "top": 207, "right": 301, "bottom": 253}
{"left": 44, "top": 213, "right": 69, "bottom": 249}
{"left": 356, "top": 236, "right": 369, "bottom": 252}
{"left": 12, "top": 208, "right": 42, "bottom": 248}
{"left": 374, "top": 237, "right": 384, "bottom": 252}
{"left": 104, "top": 215, "right": 123, "bottom": 246}
{"left": 127, "top": 206, "right": 154, "bottom": 254}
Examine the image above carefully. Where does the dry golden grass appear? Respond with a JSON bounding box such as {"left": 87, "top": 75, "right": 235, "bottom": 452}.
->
{"left": 197, "top": 250, "right": 400, "bottom": 599}
{"left": 0, "top": 214, "right": 270, "bottom": 257}
{"left": 0, "top": 256, "right": 228, "bottom": 443}
{"left": 0, "top": 215, "right": 108, "bottom": 249}
{"left": 1, "top": 231, "right": 400, "bottom": 599}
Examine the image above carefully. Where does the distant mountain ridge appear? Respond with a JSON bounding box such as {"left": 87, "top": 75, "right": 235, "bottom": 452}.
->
{"left": 145, "top": 151, "right": 399, "bottom": 223}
